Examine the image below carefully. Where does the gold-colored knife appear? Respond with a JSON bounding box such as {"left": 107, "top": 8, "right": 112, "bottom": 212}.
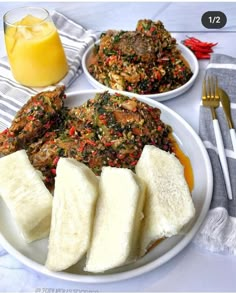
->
{"left": 218, "top": 87, "right": 236, "bottom": 152}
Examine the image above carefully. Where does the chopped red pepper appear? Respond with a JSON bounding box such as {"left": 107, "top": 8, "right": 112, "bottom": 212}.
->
{"left": 108, "top": 160, "right": 116, "bottom": 167}
{"left": 117, "top": 153, "right": 126, "bottom": 160}
{"left": 130, "top": 160, "right": 138, "bottom": 166}
{"left": 69, "top": 125, "right": 76, "bottom": 136}
{"left": 150, "top": 26, "right": 156, "bottom": 33}
{"left": 78, "top": 143, "right": 85, "bottom": 152}
{"left": 28, "top": 115, "right": 35, "bottom": 121}
{"left": 51, "top": 168, "right": 56, "bottom": 175}
{"left": 1, "top": 128, "right": 8, "bottom": 134}
{"left": 52, "top": 156, "right": 60, "bottom": 166}
{"left": 104, "top": 141, "right": 113, "bottom": 147}
{"left": 33, "top": 101, "right": 42, "bottom": 106}
{"left": 99, "top": 114, "right": 106, "bottom": 120}
{"left": 117, "top": 132, "right": 123, "bottom": 137}
{"left": 45, "top": 121, "right": 52, "bottom": 129}
{"left": 99, "top": 114, "right": 107, "bottom": 125}
{"left": 85, "top": 139, "right": 97, "bottom": 146}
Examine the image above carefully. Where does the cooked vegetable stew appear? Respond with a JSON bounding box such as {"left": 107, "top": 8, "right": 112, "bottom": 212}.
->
{"left": 88, "top": 19, "right": 193, "bottom": 94}
{"left": 0, "top": 87, "right": 173, "bottom": 187}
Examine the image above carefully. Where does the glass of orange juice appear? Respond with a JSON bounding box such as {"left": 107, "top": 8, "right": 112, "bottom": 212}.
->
{"left": 4, "top": 7, "right": 68, "bottom": 87}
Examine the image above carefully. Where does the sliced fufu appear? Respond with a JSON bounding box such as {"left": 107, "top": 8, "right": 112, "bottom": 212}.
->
{"left": 46, "top": 158, "right": 99, "bottom": 271}
{"left": 85, "top": 167, "right": 146, "bottom": 273}
{"left": 0, "top": 149, "right": 52, "bottom": 243}
{"left": 135, "top": 145, "right": 195, "bottom": 256}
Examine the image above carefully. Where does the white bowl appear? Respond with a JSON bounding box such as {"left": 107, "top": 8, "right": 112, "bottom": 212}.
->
{"left": 82, "top": 42, "right": 199, "bottom": 102}
{"left": 0, "top": 90, "right": 212, "bottom": 283}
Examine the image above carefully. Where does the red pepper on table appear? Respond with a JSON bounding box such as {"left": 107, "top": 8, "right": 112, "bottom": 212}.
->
{"left": 182, "top": 36, "right": 218, "bottom": 59}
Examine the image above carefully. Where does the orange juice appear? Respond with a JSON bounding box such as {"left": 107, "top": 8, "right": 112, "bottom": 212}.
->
{"left": 4, "top": 13, "right": 68, "bottom": 87}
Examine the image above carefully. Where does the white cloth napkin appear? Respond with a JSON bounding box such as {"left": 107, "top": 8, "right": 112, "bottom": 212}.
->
{"left": 0, "top": 10, "right": 98, "bottom": 131}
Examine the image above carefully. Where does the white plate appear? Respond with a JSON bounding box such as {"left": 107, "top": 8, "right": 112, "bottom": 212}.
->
{"left": 0, "top": 90, "right": 212, "bottom": 283}
{"left": 82, "top": 42, "right": 199, "bottom": 102}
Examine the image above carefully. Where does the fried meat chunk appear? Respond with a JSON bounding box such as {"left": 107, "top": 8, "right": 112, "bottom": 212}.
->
{"left": 0, "top": 86, "right": 65, "bottom": 155}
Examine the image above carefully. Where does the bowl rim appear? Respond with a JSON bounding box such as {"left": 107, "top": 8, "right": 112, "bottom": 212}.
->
{"left": 82, "top": 41, "right": 199, "bottom": 101}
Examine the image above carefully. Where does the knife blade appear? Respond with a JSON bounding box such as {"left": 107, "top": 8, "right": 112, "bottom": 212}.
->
{"left": 218, "top": 87, "right": 236, "bottom": 152}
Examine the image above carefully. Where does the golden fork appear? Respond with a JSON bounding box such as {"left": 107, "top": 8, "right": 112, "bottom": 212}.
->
{"left": 202, "top": 76, "right": 233, "bottom": 200}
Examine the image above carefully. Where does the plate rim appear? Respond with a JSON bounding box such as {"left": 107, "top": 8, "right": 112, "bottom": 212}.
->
{"left": 0, "top": 89, "right": 213, "bottom": 283}
{"left": 81, "top": 41, "right": 200, "bottom": 102}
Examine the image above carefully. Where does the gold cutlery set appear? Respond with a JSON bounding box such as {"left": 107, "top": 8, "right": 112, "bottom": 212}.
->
{"left": 202, "top": 76, "right": 236, "bottom": 200}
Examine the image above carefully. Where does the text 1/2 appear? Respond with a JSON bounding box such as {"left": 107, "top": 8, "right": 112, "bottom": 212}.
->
{"left": 202, "top": 11, "right": 227, "bottom": 29}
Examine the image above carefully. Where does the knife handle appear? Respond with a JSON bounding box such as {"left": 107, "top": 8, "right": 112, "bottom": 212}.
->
{"left": 230, "top": 128, "right": 236, "bottom": 153}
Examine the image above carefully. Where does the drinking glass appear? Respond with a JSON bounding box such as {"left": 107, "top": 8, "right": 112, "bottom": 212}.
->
{"left": 4, "top": 7, "right": 68, "bottom": 87}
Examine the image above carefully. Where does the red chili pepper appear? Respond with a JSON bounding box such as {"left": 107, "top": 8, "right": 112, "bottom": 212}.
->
{"left": 185, "top": 37, "right": 217, "bottom": 47}
{"left": 194, "top": 52, "right": 211, "bottom": 59}
{"left": 182, "top": 36, "right": 218, "bottom": 60}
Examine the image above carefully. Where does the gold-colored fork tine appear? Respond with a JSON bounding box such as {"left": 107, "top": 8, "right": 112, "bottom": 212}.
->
{"left": 215, "top": 76, "right": 220, "bottom": 101}
{"left": 207, "top": 76, "right": 211, "bottom": 99}
{"left": 208, "top": 75, "right": 214, "bottom": 99}
{"left": 202, "top": 77, "right": 207, "bottom": 101}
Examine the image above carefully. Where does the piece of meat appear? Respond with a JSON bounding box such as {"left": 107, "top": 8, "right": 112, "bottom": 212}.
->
{"left": 136, "top": 19, "right": 176, "bottom": 49}
{"left": 113, "top": 110, "right": 141, "bottom": 124}
{"left": 99, "top": 31, "right": 158, "bottom": 62}
{"left": 0, "top": 86, "right": 65, "bottom": 156}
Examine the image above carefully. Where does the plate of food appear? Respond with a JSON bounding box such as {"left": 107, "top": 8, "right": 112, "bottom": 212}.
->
{"left": 82, "top": 19, "right": 199, "bottom": 102}
{"left": 0, "top": 87, "right": 212, "bottom": 283}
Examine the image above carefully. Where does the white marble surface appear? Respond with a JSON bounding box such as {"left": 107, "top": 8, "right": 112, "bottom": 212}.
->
{"left": 1, "top": 2, "right": 236, "bottom": 292}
